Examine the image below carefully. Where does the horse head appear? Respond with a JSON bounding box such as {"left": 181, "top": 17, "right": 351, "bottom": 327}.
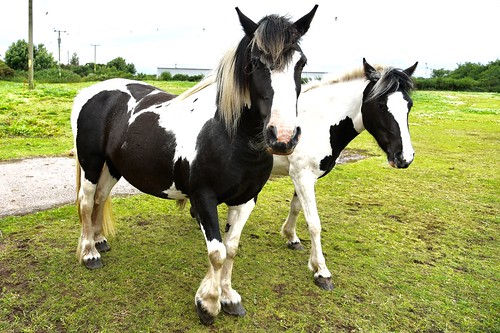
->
{"left": 361, "top": 58, "right": 418, "bottom": 168}
{"left": 217, "top": 5, "right": 318, "bottom": 155}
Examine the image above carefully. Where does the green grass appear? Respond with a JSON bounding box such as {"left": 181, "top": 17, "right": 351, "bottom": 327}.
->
{"left": 0, "top": 80, "right": 195, "bottom": 160}
{"left": 0, "top": 85, "right": 499, "bottom": 332}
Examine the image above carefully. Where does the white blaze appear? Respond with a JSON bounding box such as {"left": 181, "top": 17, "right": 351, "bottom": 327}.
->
{"left": 387, "top": 92, "right": 414, "bottom": 163}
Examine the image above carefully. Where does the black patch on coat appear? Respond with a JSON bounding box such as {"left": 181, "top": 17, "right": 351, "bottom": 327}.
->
{"left": 76, "top": 90, "right": 131, "bottom": 184}
{"left": 126, "top": 83, "right": 156, "bottom": 100}
{"left": 109, "top": 111, "right": 177, "bottom": 198}
{"left": 173, "top": 157, "right": 191, "bottom": 195}
{"left": 134, "top": 91, "right": 177, "bottom": 114}
{"left": 319, "top": 117, "right": 359, "bottom": 176}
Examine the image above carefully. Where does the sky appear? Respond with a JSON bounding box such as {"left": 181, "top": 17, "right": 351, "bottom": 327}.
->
{"left": 1, "top": 0, "right": 499, "bottom": 78}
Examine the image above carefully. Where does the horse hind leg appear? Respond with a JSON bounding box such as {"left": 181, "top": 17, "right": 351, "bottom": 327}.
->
{"left": 76, "top": 159, "right": 117, "bottom": 270}
{"left": 281, "top": 192, "right": 304, "bottom": 250}
{"left": 76, "top": 173, "right": 102, "bottom": 269}
{"left": 92, "top": 163, "right": 119, "bottom": 254}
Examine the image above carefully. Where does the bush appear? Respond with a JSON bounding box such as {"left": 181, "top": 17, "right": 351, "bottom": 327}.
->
{"left": 34, "top": 68, "right": 82, "bottom": 83}
{"left": 160, "top": 71, "right": 173, "bottom": 81}
{"left": 0, "top": 60, "right": 14, "bottom": 78}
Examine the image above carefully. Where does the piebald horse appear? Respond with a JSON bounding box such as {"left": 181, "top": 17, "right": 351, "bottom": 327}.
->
{"left": 71, "top": 6, "right": 318, "bottom": 325}
{"left": 227, "top": 58, "right": 418, "bottom": 290}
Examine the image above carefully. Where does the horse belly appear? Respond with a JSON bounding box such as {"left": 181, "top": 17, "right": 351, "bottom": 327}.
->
{"left": 108, "top": 112, "right": 190, "bottom": 199}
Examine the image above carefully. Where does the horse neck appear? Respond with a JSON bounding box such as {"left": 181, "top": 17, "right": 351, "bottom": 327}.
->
{"left": 302, "top": 78, "right": 368, "bottom": 134}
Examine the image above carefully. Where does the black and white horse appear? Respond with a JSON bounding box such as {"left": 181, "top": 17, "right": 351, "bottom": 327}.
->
{"left": 71, "top": 6, "right": 318, "bottom": 325}
{"left": 227, "top": 58, "right": 418, "bottom": 290}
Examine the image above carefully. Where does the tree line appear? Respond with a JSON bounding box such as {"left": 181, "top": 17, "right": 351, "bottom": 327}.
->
{"left": 0, "top": 39, "right": 145, "bottom": 82}
{"left": 1, "top": 39, "right": 499, "bottom": 92}
{"left": 414, "top": 59, "right": 500, "bottom": 92}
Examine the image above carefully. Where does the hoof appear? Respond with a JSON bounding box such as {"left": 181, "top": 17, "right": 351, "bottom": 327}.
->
{"left": 314, "top": 276, "right": 334, "bottom": 291}
{"left": 221, "top": 302, "right": 246, "bottom": 317}
{"left": 84, "top": 257, "right": 103, "bottom": 270}
{"left": 287, "top": 241, "right": 304, "bottom": 251}
{"left": 95, "top": 240, "right": 111, "bottom": 252}
{"left": 195, "top": 300, "right": 216, "bottom": 326}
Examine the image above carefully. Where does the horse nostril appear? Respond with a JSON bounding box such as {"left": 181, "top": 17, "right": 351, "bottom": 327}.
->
{"left": 292, "top": 126, "right": 301, "bottom": 143}
{"left": 267, "top": 125, "right": 278, "bottom": 141}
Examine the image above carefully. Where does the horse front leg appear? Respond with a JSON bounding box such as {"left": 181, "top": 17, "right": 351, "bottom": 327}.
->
{"left": 290, "top": 171, "right": 334, "bottom": 290}
{"left": 191, "top": 195, "right": 226, "bottom": 325}
{"left": 220, "top": 199, "right": 255, "bottom": 317}
{"left": 281, "top": 192, "right": 304, "bottom": 250}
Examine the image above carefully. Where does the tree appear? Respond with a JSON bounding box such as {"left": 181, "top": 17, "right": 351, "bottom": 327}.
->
{"left": 5, "top": 39, "right": 56, "bottom": 71}
{"left": 34, "top": 44, "right": 56, "bottom": 71}
{"left": 107, "top": 57, "right": 136, "bottom": 74}
{"left": 70, "top": 53, "right": 79, "bottom": 66}
{"left": 107, "top": 57, "right": 127, "bottom": 71}
{"left": 5, "top": 40, "right": 28, "bottom": 70}
{"left": 431, "top": 68, "right": 451, "bottom": 78}
{"left": 450, "top": 62, "right": 483, "bottom": 80}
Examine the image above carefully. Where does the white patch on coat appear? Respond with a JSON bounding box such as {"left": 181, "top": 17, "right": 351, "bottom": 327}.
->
{"left": 272, "top": 78, "right": 368, "bottom": 178}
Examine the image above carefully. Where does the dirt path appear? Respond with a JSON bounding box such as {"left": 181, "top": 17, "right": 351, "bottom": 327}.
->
{"left": 0, "top": 151, "right": 365, "bottom": 219}
{"left": 0, "top": 157, "right": 139, "bottom": 218}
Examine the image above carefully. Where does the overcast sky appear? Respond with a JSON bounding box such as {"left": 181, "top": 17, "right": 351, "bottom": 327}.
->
{"left": 2, "top": 0, "right": 499, "bottom": 77}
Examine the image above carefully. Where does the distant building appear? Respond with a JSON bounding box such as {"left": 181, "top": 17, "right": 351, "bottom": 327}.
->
{"left": 157, "top": 66, "right": 327, "bottom": 80}
{"left": 157, "top": 67, "right": 211, "bottom": 78}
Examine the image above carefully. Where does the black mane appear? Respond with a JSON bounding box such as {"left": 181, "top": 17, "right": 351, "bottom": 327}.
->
{"left": 367, "top": 67, "right": 415, "bottom": 102}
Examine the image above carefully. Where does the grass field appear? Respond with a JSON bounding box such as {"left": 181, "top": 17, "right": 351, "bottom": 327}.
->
{"left": 0, "top": 81, "right": 499, "bottom": 332}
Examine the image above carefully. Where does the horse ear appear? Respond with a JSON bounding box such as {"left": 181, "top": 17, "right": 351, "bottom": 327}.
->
{"left": 235, "top": 7, "right": 258, "bottom": 36}
{"left": 293, "top": 4, "right": 319, "bottom": 36}
{"left": 404, "top": 61, "right": 419, "bottom": 77}
{"left": 363, "top": 58, "right": 379, "bottom": 81}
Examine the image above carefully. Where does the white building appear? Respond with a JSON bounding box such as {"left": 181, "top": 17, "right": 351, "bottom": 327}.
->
{"left": 157, "top": 67, "right": 327, "bottom": 81}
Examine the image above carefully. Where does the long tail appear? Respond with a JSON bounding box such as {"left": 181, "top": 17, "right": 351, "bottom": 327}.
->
{"left": 74, "top": 152, "right": 115, "bottom": 237}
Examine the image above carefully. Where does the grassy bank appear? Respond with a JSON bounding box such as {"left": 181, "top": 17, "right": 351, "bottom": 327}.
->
{"left": 0, "top": 80, "right": 194, "bottom": 160}
{"left": 0, "top": 84, "right": 499, "bottom": 332}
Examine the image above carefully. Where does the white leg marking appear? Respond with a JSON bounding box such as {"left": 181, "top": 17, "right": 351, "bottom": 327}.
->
{"left": 290, "top": 170, "right": 331, "bottom": 279}
{"left": 195, "top": 233, "right": 226, "bottom": 317}
{"left": 281, "top": 193, "right": 302, "bottom": 244}
{"left": 220, "top": 200, "right": 255, "bottom": 305}
{"left": 77, "top": 178, "right": 97, "bottom": 263}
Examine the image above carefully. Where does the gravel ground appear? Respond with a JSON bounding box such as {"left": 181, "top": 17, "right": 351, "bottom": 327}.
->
{"left": 0, "top": 151, "right": 364, "bottom": 219}
{"left": 0, "top": 157, "right": 139, "bottom": 218}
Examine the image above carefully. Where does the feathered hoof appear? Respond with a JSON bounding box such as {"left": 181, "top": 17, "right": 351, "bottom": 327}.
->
{"left": 84, "top": 257, "right": 103, "bottom": 270}
{"left": 95, "top": 240, "right": 111, "bottom": 252}
{"left": 287, "top": 241, "right": 304, "bottom": 251}
{"left": 195, "top": 300, "right": 216, "bottom": 326}
{"left": 314, "top": 276, "right": 334, "bottom": 291}
{"left": 221, "top": 301, "right": 246, "bottom": 317}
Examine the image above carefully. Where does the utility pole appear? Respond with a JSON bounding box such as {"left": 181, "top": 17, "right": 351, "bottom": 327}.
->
{"left": 28, "top": 0, "right": 34, "bottom": 89}
{"left": 91, "top": 44, "right": 100, "bottom": 73}
{"left": 54, "top": 29, "right": 67, "bottom": 77}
